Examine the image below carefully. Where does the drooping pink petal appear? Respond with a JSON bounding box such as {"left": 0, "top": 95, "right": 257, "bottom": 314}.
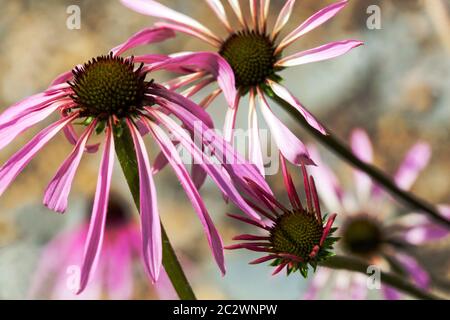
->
{"left": 149, "top": 85, "right": 214, "bottom": 129}
{"left": 206, "top": 0, "right": 232, "bottom": 31}
{"left": 153, "top": 22, "right": 222, "bottom": 48}
{"left": 268, "top": 80, "right": 327, "bottom": 135}
{"left": 63, "top": 123, "right": 100, "bottom": 154}
{"left": 248, "top": 90, "right": 264, "bottom": 175}
{"left": 44, "top": 121, "right": 96, "bottom": 213}
{"left": 150, "top": 108, "right": 262, "bottom": 221}
{"left": 111, "top": 27, "right": 176, "bottom": 57}
{"left": 394, "top": 142, "right": 431, "bottom": 191}
{"left": 276, "top": 40, "right": 363, "bottom": 67}
{"left": 120, "top": 0, "right": 221, "bottom": 45}
{"left": 0, "top": 113, "right": 78, "bottom": 197}
{"left": 147, "top": 120, "right": 226, "bottom": 274}
{"left": 150, "top": 52, "right": 237, "bottom": 108}
{"left": 395, "top": 252, "right": 430, "bottom": 289}
{"left": 0, "top": 91, "right": 67, "bottom": 126}
{"left": 154, "top": 100, "right": 272, "bottom": 197}
{"left": 50, "top": 70, "right": 74, "bottom": 86}
{"left": 350, "top": 129, "right": 373, "bottom": 202}
{"left": 0, "top": 99, "right": 67, "bottom": 151}
{"left": 223, "top": 96, "right": 239, "bottom": 144}
{"left": 272, "top": 0, "right": 296, "bottom": 39}
{"left": 257, "top": 89, "right": 314, "bottom": 166}
{"left": 227, "top": 0, "right": 246, "bottom": 27}
{"left": 133, "top": 54, "right": 169, "bottom": 65}
{"left": 127, "top": 120, "right": 162, "bottom": 282}
{"left": 307, "top": 145, "right": 344, "bottom": 213}
{"left": 77, "top": 125, "right": 115, "bottom": 294}
{"left": 277, "top": 0, "right": 349, "bottom": 53}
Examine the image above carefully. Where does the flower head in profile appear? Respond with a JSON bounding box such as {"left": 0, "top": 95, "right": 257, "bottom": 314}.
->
{"left": 121, "top": 0, "right": 363, "bottom": 173}
{"left": 305, "top": 129, "right": 450, "bottom": 299}
{"left": 29, "top": 194, "right": 176, "bottom": 300}
{"left": 0, "top": 27, "right": 270, "bottom": 293}
{"left": 226, "top": 155, "right": 338, "bottom": 277}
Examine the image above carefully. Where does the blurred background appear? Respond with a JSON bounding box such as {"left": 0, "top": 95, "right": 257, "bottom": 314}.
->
{"left": 0, "top": 0, "right": 449, "bottom": 299}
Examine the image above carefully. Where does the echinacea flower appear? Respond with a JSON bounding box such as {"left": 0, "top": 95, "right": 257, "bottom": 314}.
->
{"left": 0, "top": 27, "right": 270, "bottom": 294}
{"left": 29, "top": 195, "right": 176, "bottom": 300}
{"left": 226, "top": 155, "right": 338, "bottom": 277}
{"left": 305, "top": 129, "right": 450, "bottom": 299}
{"left": 121, "top": 0, "right": 363, "bottom": 174}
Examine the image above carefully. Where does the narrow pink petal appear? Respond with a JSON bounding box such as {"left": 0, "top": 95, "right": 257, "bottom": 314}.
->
{"left": 154, "top": 22, "right": 221, "bottom": 47}
{"left": 120, "top": 0, "right": 221, "bottom": 44}
{"left": 206, "top": 0, "right": 232, "bottom": 31}
{"left": 0, "top": 114, "right": 77, "bottom": 197}
{"left": 320, "top": 213, "right": 337, "bottom": 246}
{"left": 259, "top": 0, "right": 270, "bottom": 32}
{"left": 394, "top": 142, "right": 431, "bottom": 191}
{"left": 152, "top": 140, "right": 180, "bottom": 175}
{"left": 111, "top": 27, "right": 176, "bottom": 56}
{"left": 44, "top": 121, "right": 96, "bottom": 213}
{"left": 277, "top": 0, "right": 349, "bottom": 53}
{"left": 154, "top": 100, "right": 272, "bottom": 198}
{"left": 248, "top": 90, "right": 265, "bottom": 175}
{"left": 276, "top": 40, "right": 363, "bottom": 67}
{"left": 148, "top": 120, "right": 226, "bottom": 274}
{"left": 127, "top": 120, "right": 162, "bottom": 282}
{"left": 268, "top": 80, "right": 327, "bottom": 135}
{"left": 0, "top": 99, "right": 66, "bottom": 151}
{"left": 272, "top": 0, "right": 295, "bottom": 39}
{"left": 227, "top": 0, "right": 246, "bottom": 27}
{"left": 250, "top": 0, "right": 259, "bottom": 30}
{"left": 307, "top": 145, "right": 343, "bottom": 213}
{"left": 0, "top": 91, "right": 67, "bottom": 126}
{"left": 395, "top": 252, "right": 430, "bottom": 289}
{"left": 223, "top": 96, "right": 239, "bottom": 143}
{"left": 164, "top": 72, "right": 207, "bottom": 91}
{"left": 63, "top": 123, "right": 100, "bottom": 154}
{"left": 249, "top": 255, "right": 278, "bottom": 265}
{"left": 257, "top": 89, "right": 314, "bottom": 166}
{"left": 50, "top": 70, "right": 74, "bottom": 86}
{"left": 150, "top": 108, "right": 262, "bottom": 221}
{"left": 279, "top": 153, "right": 301, "bottom": 210}
{"left": 350, "top": 129, "right": 373, "bottom": 202}
{"left": 192, "top": 163, "right": 208, "bottom": 190}
{"left": 133, "top": 54, "right": 169, "bottom": 64}
{"left": 77, "top": 125, "right": 114, "bottom": 294}
{"left": 151, "top": 52, "right": 237, "bottom": 108}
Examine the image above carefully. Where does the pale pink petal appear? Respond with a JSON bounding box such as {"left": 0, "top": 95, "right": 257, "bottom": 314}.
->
{"left": 394, "top": 142, "right": 431, "bottom": 191}
{"left": 127, "top": 120, "right": 162, "bottom": 282}
{"left": 248, "top": 90, "right": 264, "bottom": 175}
{"left": 133, "top": 54, "right": 169, "bottom": 64}
{"left": 120, "top": 0, "right": 221, "bottom": 45}
{"left": 250, "top": 0, "right": 259, "bottom": 30}
{"left": 150, "top": 108, "right": 262, "bottom": 221}
{"left": 257, "top": 89, "right": 314, "bottom": 166}
{"left": 50, "top": 70, "right": 74, "bottom": 86}
{"left": 153, "top": 22, "right": 222, "bottom": 47}
{"left": 307, "top": 145, "right": 344, "bottom": 213}
{"left": 0, "top": 114, "right": 77, "bottom": 197}
{"left": 63, "top": 123, "right": 100, "bottom": 154}
{"left": 0, "top": 100, "right": 65, "bottom": 151}
{"left": 268, "top": 80, "right": 327, "bottom": 135}
{"left": 259, "top": 0, "right": 270, "bottom": 32}
{"left": 148, "top": 120, "right": 226, "bottom": 274}
{"left": 227, "top": 0, "right": 246, "bottom": 27}
{"left": 223, "top": 95, "right": 239, "bottom": 143}
{"left": 206, "top": 0, "right": 232, "bottom": 31}
{"left": 350, "top": 128, "right": 373, "bottom": 203}
{"left": 44, "top": 121, "right": 96, "bottom": 213}
{"left": 272, "top": 0, "right": 295, "bottom": 39}
{"left": 77, "top": 125, "right": 115, "bottom": 294}
{"left": 151, "top": 52, "right": 236, "bottom": 108}
{"left": 277, "top": 0, "right": 349, "bottom": 53}
{"left": 111, "top": 27, "right": 176, "bottom": 56}
{"left": 276, "top": 40, "right": 363, "bottom": 67}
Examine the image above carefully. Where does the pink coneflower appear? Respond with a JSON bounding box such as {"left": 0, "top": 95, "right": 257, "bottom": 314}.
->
{"left": 29, "top": 196, "right": 176, "bottom": 300}
{"left": 305, "top": 129, "right": 450, "bottom": 299}
{"left": 121, "top": 0, "right": 363, "bottom": 173}
{"left": 226, "top": 155, "right": 338, "bottom": 277}
{"left": 0, "top": 27, "right": 270, "bottom": 293}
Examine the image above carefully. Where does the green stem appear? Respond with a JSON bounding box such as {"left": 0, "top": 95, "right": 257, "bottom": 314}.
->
{"left": 114, "top": 126, "right": 196, "bottom": 300}
{"left": 320, "top": 255, "right": 441, "bottom": 300}
{"left": 267, "top": 91, "right": 450, "bottom": 228}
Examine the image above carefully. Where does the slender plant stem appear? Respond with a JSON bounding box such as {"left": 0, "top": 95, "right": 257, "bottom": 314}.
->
{"left": 266, "top": 90, "right": 450, "bottom": 228}
{"left": 114, "top": 126, "right": 196, "bottom": 300}
{"left": 320, "top": 255, "right": 442, "bottom": 300}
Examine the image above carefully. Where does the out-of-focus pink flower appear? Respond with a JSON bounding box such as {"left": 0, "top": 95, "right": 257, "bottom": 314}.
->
{"left": 121, "top": 0, "right": 363, "bottom": 174}
{"left": 305, "top": 129, "right": 449, "bottom": 300}
{"left": 226, "top": 155, "right": 338, "bottom": 277}
{"left": 0, "top": 27, "right": 270, "bottom": 294}
{"left": 29, "top": 196, "right": 176, "bottom": 300}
